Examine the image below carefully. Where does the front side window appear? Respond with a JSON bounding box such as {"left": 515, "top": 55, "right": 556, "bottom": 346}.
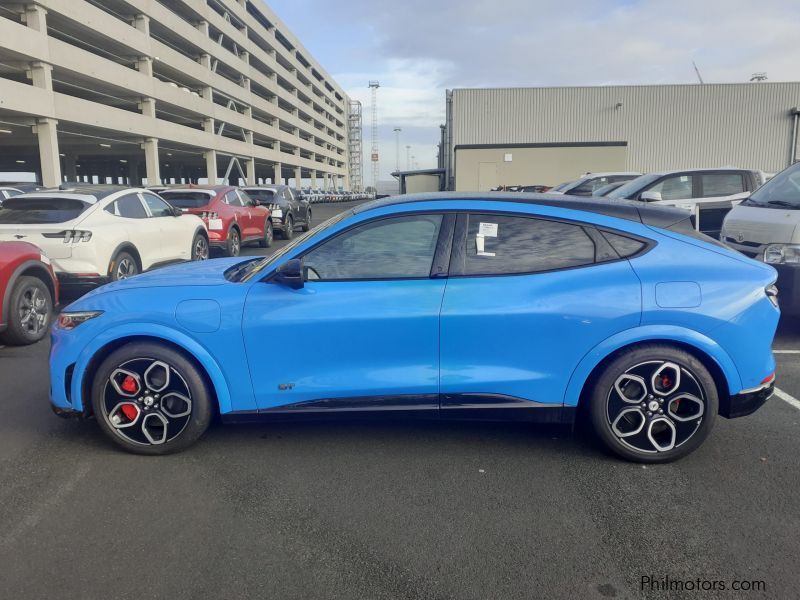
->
{"left": 701, "top": 173, "right": 744, "bottom": 197}
{"left": 303, "top": 214, "right": 443, "bottom": 281}
{"left": 646, "top": 175, "right": 693, "bottom": 201}
{"left": 140, "top": 193, "right": 174, "bottom": 217}
{"left": 463, "top": 214, "right": 596, "bottom": 276}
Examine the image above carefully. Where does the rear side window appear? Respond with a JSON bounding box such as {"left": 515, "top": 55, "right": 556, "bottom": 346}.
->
{"left": 464, "top": 214, "right": 596, "bottom": 275}
{"left": 700, "top": 173, "right": 744, "bottom": 197}
{"left": 224, "top": 191, "right": 242, "bottom": 206}
{"left": 0, "top": 197, "right": 90, "bottom": 224}
{"left": 601, "top": 231, "right": 647, "bottom": 258}
{"left": 105, "top": 194, "right": 147, "bottom": 219}
{"left": 141, "top": 193, "right": 174, "bottom": 217}
{"left": 160, "top": 192, "right": 213, "bottom": 209}
{"left": 245, "top": 189, "right": 276, "bottom": 203}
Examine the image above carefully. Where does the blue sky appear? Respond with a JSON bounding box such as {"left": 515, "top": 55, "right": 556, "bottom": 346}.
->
{"left": 268, "top": 0, "right": 800, "bottom": 182}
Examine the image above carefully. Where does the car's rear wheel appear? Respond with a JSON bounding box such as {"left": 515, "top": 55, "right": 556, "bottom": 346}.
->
{"left": 91, "top": 342, "right": 213, "bottom": 455}
{"left": 301, "top": 210, "right": 312, "bottom": 232}
{"left": 282, "top": 215, "right": 294, "bottom": 240}
{"left": 589, "top": 344, "right": 718, "bottom": 463}
{"left": 225, "top": 227, "right": 241, "bottom": 257}
{"left": 0, "top": 276, "right": 53, "bottom": 346}
{"left": 109, "top": 251, "right": 139, "bottom": 281}
{"left": 259, "top": 220, "right": 274, "bottom": 248}
{"left": 191, "top": 232, "right": 209, "bottom": 261}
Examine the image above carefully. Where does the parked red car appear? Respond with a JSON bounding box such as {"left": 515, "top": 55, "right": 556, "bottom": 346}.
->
{"left": 0, "top": 241, "right": 58, "bottom": 345}
{"left": 159, "top": 185, "right": 272, "bottom": 257}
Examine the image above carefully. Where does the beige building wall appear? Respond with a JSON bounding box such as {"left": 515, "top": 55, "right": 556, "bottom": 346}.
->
{"left": 405, "top": 174, "right": 442, "bottom": 194}
{"left": 0, "top": 0, "right": 350, "bottom": 188}
{"left": 455, "top": 145, "right": 628, "bottom": 191}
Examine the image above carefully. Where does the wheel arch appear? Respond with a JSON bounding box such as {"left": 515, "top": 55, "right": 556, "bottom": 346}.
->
{"left": 566, "top": 326, "right": 740, "bottom": 411}
{"left": 108, "top": 242, "right": 142, "bottom": 275}
{"left": 1, "top": 260, "right": 56, "bottom": 326}
{"left": 73, "top": 327, "right": 233, "bottom": 417}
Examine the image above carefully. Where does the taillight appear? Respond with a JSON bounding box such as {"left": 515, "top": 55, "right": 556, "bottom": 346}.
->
{"left": 42, "top": 230, "right": 92, "bottom": 243}
{"left": 200, "top": 211, "right": 219, "bottom": 219}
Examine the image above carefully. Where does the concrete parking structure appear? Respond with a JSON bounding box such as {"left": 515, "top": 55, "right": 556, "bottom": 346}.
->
{"left": 0, "top": 0, "right": 353, "bottom": 190}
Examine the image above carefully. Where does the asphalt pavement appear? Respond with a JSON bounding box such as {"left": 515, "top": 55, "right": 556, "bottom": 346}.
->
{"left": 1, "top": 200, "right": 799, "bottom": 599}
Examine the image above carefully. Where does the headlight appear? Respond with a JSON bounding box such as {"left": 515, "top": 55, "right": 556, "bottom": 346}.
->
{"left": 763, "top": 244, "right": 800, "bottom": 265}
{"left": 56, "top": 311, "right": 103, "bottom": 330}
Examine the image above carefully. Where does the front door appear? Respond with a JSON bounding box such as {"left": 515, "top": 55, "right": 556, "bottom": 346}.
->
{"left": 439, "top": 212, "right": 642, "bottom": 416}
{"left": 242, "top": 213, "right": 451, "bottom": 412}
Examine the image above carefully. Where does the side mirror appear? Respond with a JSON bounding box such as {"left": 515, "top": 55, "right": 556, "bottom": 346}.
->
{"left": 640, "top": 190, "right": 663, "bottom": 202}
{"left": 172, "top": 206, "right": 183, "bottom": 217}
{"left": 273, "top": 258, "right": 304, "bottom": 289}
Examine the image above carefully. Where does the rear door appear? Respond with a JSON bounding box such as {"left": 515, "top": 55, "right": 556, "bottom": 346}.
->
{"left": 439, "top": 212, "right": 642, "bottom": 416}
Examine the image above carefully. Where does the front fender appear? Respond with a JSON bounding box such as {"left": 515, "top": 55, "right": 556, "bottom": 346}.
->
{"left": 70, "top": 322, "right": 233, "bottom": 414}
{"left": 563, "top": 325, "right": 743, "bottom": 407}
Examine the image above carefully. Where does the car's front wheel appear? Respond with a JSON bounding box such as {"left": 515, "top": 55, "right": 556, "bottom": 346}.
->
{"left": 0, "top": 275, "right": 53, "bottom": 346}
{"left": 589, "top": 344, "right": 718, "bottom": 463}
{"left": 91, "top": 342, "right": 213, "bottom": 455}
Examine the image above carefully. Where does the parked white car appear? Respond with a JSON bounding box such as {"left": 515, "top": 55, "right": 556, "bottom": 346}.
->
{"left": 721, "top": 162, "right": 800, "bottom": 316}
{"left": 607, "top": 168, "right": 764, "bottom": 239}
{"left": 0, "top": 185, "right": 209, "bottom": 292}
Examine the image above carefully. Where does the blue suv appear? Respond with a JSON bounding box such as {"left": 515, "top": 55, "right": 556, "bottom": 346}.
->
{"left": 50, "top": 193, "right": 780, "bottom": 462}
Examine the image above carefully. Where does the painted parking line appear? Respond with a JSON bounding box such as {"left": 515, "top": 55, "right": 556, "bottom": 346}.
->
{"left": 774, "top": 350, "right": 800, "bottom": 354}
{"left": 775, "top": 388, "right": 800, "bottom": 411}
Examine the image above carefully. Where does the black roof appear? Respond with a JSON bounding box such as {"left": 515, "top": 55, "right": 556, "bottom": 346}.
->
{"left": 354, "top": 191, "right": 692, "bottom": 230}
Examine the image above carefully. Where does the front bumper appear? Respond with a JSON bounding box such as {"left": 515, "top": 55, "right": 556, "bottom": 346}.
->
{"left": 719, "top": 382, "right": 775, "bottom": 419}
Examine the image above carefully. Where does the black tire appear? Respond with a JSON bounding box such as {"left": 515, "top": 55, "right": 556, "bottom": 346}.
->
{"left": 259, "top": 220, "right": 274, "bottom": 248}
{"left": 301, "top": 210, "right": 312, "bottom": 232}
{"left": 588, "top": 344, "right": 718, "bottom": 463}
{"left": 0, "top": 276, "right": 53, "bottom": 346}
{"left": 91, "top": 342, "right": 213, "bottom": 455}
{"left": 282, "top": 215, "right": 294, "bottom": 240}
{"left": 191, "top": 232, "right": 209, "bottom": 261}
{"left": 225, "top": 227, "right": 241, "bottom": 257}
{"left": 109, "top": 251, "right": 139, "bottom": 281}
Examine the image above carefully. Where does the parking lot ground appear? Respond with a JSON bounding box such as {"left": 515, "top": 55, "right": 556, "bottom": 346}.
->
{"left": 1, "top": 201, "right": 799, "bottom": 599}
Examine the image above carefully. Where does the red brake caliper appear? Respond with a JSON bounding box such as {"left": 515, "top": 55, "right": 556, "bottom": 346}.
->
{"left": 121, "top": 375, "right": 139, "bottom": 394}
{"left": 120, "top": 404, "right": 138, "bottom": 421}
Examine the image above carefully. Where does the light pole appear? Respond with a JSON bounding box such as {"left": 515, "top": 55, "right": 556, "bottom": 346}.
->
{"left": 406, "top": 146, "right": 411, "bottom": 171}
{"left": 393, "top": 128, "right": 401, "bottom": 173}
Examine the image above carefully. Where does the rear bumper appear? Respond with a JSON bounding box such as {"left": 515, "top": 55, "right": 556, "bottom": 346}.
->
{"left": 720, "top": 382, "right": 775, "bottom": 419}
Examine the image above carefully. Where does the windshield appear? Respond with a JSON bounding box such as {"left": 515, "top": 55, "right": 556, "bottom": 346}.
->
{"left": 0, "top": 197, "right": 90, "bottom": 224}
{"left": 745, "top": 163, "right": 800, "bottom": 208}
{"left": 607, "top": 173, "right": 661, "bottom": 199}
{"left": 550, "top": 181, "right": 574, "bottom": 192}
{"left": 237, "top": 210, "right": 353, "bottom": 282}
{"left": 160, "top": 191, "right": 214, "bottom": 209}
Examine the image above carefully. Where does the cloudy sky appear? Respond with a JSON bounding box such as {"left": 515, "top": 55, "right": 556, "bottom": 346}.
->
{"left": 267, "top": 0, "right": 800, "bottom": 182}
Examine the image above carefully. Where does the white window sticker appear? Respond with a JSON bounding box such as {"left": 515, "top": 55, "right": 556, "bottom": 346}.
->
{"left": 475, "top": 234, "right": 496, "bottom": 257}
{"left": 680, "top": 176, "right": 689, "bottom": 182}
{"left": 478, "top": 222, "right": 498, "bottom": 238}
{"left": 208, "top": 218, "right": 224, "bottom": 231}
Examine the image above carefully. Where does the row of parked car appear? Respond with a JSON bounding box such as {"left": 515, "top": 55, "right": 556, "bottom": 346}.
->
{"left": 300, "top": 189, "right": 371, "bottom": 203}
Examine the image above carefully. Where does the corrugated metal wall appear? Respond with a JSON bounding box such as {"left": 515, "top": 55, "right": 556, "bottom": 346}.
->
{"left": 450, "top": 83, "right": 800, "bottom": 174}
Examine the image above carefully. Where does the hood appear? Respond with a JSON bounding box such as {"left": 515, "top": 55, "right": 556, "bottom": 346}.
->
{"left": 722, "top": 205, "right": 799, "bottom": 245}
{"left": 83, "top": 257, "right": 255, "bottom": 299}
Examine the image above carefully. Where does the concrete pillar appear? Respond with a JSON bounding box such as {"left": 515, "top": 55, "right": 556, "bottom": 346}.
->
{"left": 203, "top": 118, "right": 215, "bottom": 134}
{"left": 204, "top": 150, "right": 217, "bottom": 184}
{"left": 201, "top": 86, "right": 213, "bottom": 101}
{"left": 139, "top": 97, "right": 156, "bottom": 118}
{"left": 241, "top": 77, "right": 250, "bottom": 91}
{"left": 197, "top": 20, "right": 209, "bottom": 36}
{"left": 294, "top": 166, "right": 301, "bottom": 187}
{"left": 28, "top": 62, "right": 52, "bottom": 90}
{"left": 200, "top": 53, "right": 212, "bottom": 70}
{"left": 34, "top": 118, "right": 61, "bottom": 187}
{"left": 136, "top": 56, "right": 153, "bottom": 77}
{"left": 128, "top": 160, "right": 142, "bottom": 186}
{"left": 311, "top": 170, "right": 317, "bottom": 188}
{"left": 243, "top": 106, "right": 252, "bottom": 119}
{"left": 23, "top": 5, "right": 47, "bottom": 33}
{"left": 273, "top": 162, "right": 282, "bottom": 185}
{"left": 64, "top": 155, "right": 77, "bottom": 181}
{"left": 240, "top": 51, "right": 249, "bottom": 65}
{"left": 143, "top": 138, "right": 160, "bottom": 185}
{"left": 246, "top": 158, "right": 256, "bottom": 185}
{"left": 133, "top": 14, "right": 150, "bottom": 36}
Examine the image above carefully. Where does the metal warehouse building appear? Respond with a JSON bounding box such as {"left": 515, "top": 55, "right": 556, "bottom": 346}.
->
{"left": 442, "top": 84, "right": 800, "bottom": 191}
{"left": 0, "top": 0, "right": 357, "bottom": 190}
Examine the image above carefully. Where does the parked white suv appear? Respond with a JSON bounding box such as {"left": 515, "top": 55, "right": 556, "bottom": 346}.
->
{"left": 607, "top": 168, "right": 763, "bottom": 239}
{"left": 722, "top": 162, "right": 800, "bottom": 316}
{"left": 0, "top": 185, "right": 208, "bottom": 292}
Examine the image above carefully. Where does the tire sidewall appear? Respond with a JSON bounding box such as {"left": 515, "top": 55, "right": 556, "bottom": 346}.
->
{"left": 283, "top": 215, "right": 294, "bottom": 240}
{"left": 1, "top": 276, "right": 52, "bottom": 345}
{"left": 109, "top": 251, "right": 138, "bottom": 282}
{"left": 226, "top": 227, "right": 241, "bottom": 257}
{"left": 262, "top": 220, "right": 273, "bottom": 248}
{"left": 192, "top": 232, "right": 209, "bottom": 261}
{"left": 91, "top": 342, "right": 213, "bottom": 455}
{"left": 589, "top": 345, "right": 718, "bottom": 463}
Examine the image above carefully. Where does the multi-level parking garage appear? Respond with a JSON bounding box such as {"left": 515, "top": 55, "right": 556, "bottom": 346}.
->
{"left": 0, "top": 0, "right": 355, "bottom": 190}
